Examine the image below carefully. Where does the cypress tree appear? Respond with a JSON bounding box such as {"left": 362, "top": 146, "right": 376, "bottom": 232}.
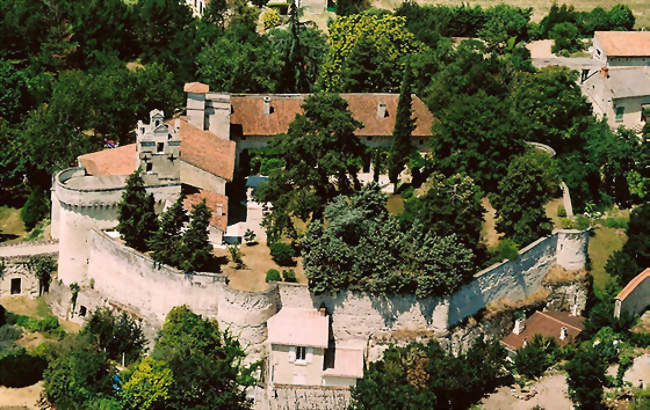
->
{"left": 387, "top": 65, "right": 415, "bottom": 190}
{"left": 148, "top": 194, "right": 188, "bottom": 267}
{"left": 116, "top": 168, "right": 158, "bottom": 252}
{"left": 179, "top": 199, "right": 217, "bottom": 272}
{"left": 280, "top": 3, "right": 309, "bottom": 93}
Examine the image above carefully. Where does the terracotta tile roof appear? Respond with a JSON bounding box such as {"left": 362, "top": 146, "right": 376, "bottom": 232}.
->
{"left": 616, "top": 268, "right": 650, "bottom": 301}
{"left": 78, "top": 144, "right": 136, "bottom": 176}
{"left": 176, "top": 118, "right": 236, "bottom": 181}
{"left": 230, "top": 94, "right": 435, "bottom": 137}
{"left": 596, "top": 31, "right": 650, "bottom": 57}
{"left": 267, "top": 308, "right": 329, "bottom": 348}
{"left": 501, "top": 311, "right": 585, "bottom": 351}
{"left": 183, "top": 189, "right": 228, "bottom": 232}
{"left": 184, "top": 82, "right": 210, "bottom": 94}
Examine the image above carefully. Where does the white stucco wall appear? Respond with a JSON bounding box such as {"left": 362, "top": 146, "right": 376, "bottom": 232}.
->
{"left": 180, "top": 160, "right": 227, "bottom": 195}
{"left": 270, "top": 345, "right": 325, "bottom": 386}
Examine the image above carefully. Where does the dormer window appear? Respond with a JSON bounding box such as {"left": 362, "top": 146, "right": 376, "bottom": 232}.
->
{"left": 157, "top": 142, "right": 164, "bottom": 153}
{"left": 155, "top": 120, "right": 160, "bottom": 127}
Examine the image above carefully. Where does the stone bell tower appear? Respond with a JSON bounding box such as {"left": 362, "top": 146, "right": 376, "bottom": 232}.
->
{"left": 135, "top": 109, "right": 181, "bottom": 181}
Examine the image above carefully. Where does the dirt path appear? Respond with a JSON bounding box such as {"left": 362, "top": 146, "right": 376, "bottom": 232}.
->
{"left": 0, "top": 241, "right": 58, "bottom": 258}
{"left": 482, "top": 372, "right": 573, "bottom": 410}
{"left": 0, "top": 382, "right": 43, "bottom": 410}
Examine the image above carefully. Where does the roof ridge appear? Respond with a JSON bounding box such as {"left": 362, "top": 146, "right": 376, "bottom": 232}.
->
{"left": 536, "top": 311, "right": 583, "bottom": 332}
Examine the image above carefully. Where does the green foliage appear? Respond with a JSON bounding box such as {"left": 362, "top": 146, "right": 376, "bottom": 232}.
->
{"left": 302, "top": 184, "right": 475, "bottom": 297}
{"left": 261, "top": 8, "right": 282, "bottom": 31}
{"left": 121, "top": 357, "right": 173, "bottom": 410}
{"left": 488, "top": 238, "right": 520, "bottom": 264}
{"left": 266, "top": 269, "right": 281, "bottom": 282}
{"left": 254, "top": 93, "right": 364, "bottom": 240}
{"left": 228, "top": 244, "right": 244, "bottom": 269}
{"left": 557, "top": 204, "right": 567, "bottom": 218}
{"left": 282, "top": 269, "right": 297, "bottom": 282}
{"left": 387, "top": 64, "right": 415, "bottom": 187}
{"left": 117, "top": 168, "right": 158, "bottom": 252}
{"left": 351, "top": 339, "right": 507, "bottom": 409}
{"left": 514, "top": 335, "right": 558, "bottom": 378}
{"left": 28, "top": 255, "right": 56, "bottom": 294}
{"left": 6, "top": 312, "right": 60, "bottom": 333}
{"left": 395, "top": 3, "right": 487, "bottom": 40}
{"left": 244, "top": 229, "right": 256, "bottom": 244}
{"left": 320, "top": 14, "right": 422, "bottom": 92}
{"left": 565, "top": 345, "right": 607, "bottom": 409}
{"left": 534, "top": 3, "right": 636, "bottom": 39}
{"left": 152, "top": 305, "right": 256, "bottom": 409}
{"left": 478, "top": 4, "right": 531, "bottom": 52}
{"left": 491, "top": 154, "right": 553, "bottom": 245}
{"left": 401, "top": 172, "right": 485, "bottom": 259}
{"left": 0, "top": 348, "right": 47, "bottom": 387}
{"left": 605, "top": 202, "right": 650, "bottom": 285}
{"left": 21, "top": 185, "right": 50, "bottom": 231}
{"left": 70, "top": 282, "right": 80, "bottom": 311}
{"left": 550, "top": 22, "right": 582, "bottom": 55}
{"left": 608, "top": 4, "right": 635, "bottom": 30}
{"left": 178, "top": 199, "right": 218, "bottom": 273}
{"left": 269, "top": 242, "right": 295, "bottom": 266}
{"left": 600, "top": 216, "right": 627, "bottom": 229}
{"left": 81, "top": 307, "right": 146, "bottom": 365}
{"left": 335, "top": 0, "right": 369, "bottom": 16}
{"left": 148, "top": 194, "right": 188, "bottom": 267}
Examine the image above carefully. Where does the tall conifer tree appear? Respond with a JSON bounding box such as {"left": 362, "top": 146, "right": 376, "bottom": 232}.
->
{"left": 148, "top": 193, "right": 188, "bottom": 267}
{"left": 179, "top": 200, "right": 217, "bottom": 272}
{"left": 117, "top": 168, "right": 158, "bottom": 252}
{"left": 387, "top": 65, "right": 415, "bottom": 190}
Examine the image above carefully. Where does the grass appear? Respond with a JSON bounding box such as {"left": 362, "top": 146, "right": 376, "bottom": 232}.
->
{"left": 0, "top": 206, "right": 26, "bottom": 243}
{"left": 588, "top": 224, "right": 627, "bottom": 294}
{"left": 370, "top": 0, "right": 650, "bottom": 29}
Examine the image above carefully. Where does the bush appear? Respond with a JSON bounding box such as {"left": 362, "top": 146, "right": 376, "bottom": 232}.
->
{"left": 557, "top": 204, "right": 567, "bottom": 218}
{"left": 282, "top": 269, "right": 297, "bottom": 282}
{"left": 265, "top": 269, "right": 281, "bottom": 282}
{"left": 244, "top": 229, "right": 256, "bottom": 244}
{"left": 0, "top": 325, "right": 22, "bottom": 347}
{"left": 0, "top": 350, "right": 47, "bottom": 387}
{"left": 21, "top": 186, "right": 50, "bottom": 231}
{"left": 269, "top": 242, "right": 295, "bottom": 266}
{"left": 228, "top": 245, "right": 244, "bottom": 269}
{"left": 514, "top": 335, "right": 558, "bottom": 378}
{"left": 262, "top": 8, "right": 282, "bottom": 31}
{"left": 575, "top": 214, "right": 591, "bottom": 230}
{"left": 489, "top": 239, "right": 520, "bottom": 264}
{"left": 600, "top": 217, "right": 627, "bottom": 229}
{"left": 6, "top": 313, "right": 60, "bottom": 333}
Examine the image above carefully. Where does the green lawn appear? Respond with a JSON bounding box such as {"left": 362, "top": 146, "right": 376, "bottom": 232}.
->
{"left": 0, "top": 205, "right": 26, "bottom": 243}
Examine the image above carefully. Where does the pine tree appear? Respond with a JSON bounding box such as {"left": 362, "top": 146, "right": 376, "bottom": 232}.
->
{"left": 179, "top": 199, "right": 217, "bottom": 272}
{"left": 117, "top": 168, "right": 158, "bottom": 252}
{"left": 387, "top": 65, "right": 415, "bottom": 190}
{"left": 280, "top": 3, "right": 309, "bottom": 93}
{"left": 148, "top": 194, "right": 188, "bottom": 267}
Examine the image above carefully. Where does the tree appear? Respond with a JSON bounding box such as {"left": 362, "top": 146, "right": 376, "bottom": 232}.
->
{"left": 81, "top": 307, "right": 146, "bottom": 365}
{"left": 478, "top": 5, "right": 531, "bottom": 52}
{"left": 550, "top": 22, "right": 582, "bottom": 55}
{"left": 117, "top": 168, "right": 158, "bottom": 252}
{"left": 513, "top": 334, "right": 558, "bottom": 378}
{"left": 387, "top": 64, "right": 415, "bottom": 189}
{"left": 21, "top": 185, "right": 49, "bottom": 230}
{"left": 608, "top": 4, "right": 635, "bottom": 30}
{"left": 565, "top": 346, "right": 607, "bottom": 409}
{"left": 121, "top": 357, "right": 173, "bottom": 410}
{"left": 178, "top": 199, "right": 217, "bottom": 272}
{"left": 339, "top": 35, "right": 394, "bottom": 92}
{"left": 148, "top": 194, "right": 188, "bottom": 267}
{"left": 27, "top": 255, "right": 56, "bottom": 295}
{"left": 430, "top": 91, "right": 525, "bottom": 193}
{"left": 151, "top": 306, "right": 256, "bottom": 409}
{"left": 320, "top": 14, "right": 422, "bottom": 92}
{"left": 491, "top": 153, "right": 553, "bottom": 245}
{"left": 335, "top": 0, "right": 369, "bottom": 16}
{"left": 254, "top": 93, "right": 364, "bottom": 241}
{"left": 203, "top": 0, "right": 228, "bottom": 28}
{"left": 606, "top": 202, "right": 650, "bottom": 285}
{"left": 276, "top": 3, "right": 311, "bottom": 92}
{"left": 400, "top": 172, "right": 485, "bottom": 257}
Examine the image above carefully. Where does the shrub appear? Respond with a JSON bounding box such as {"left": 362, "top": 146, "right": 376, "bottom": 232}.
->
{"left": 244, "top": 229, "right": 257, "bottom": 244}
{"left": 0, "top": 325, "right": 22, "bottom": 344}
{"left": 575, "top": 214, "right": 591, "bottom": 230}
{"left": 489, "top": 239, "right": 519, "bottom": 264}
{"left": 21, "top": 186, "right": 50, "bottom": 231}
{"left": 265, "top": 269, "right": 281, "bottom": 282}
{"left": 282, "top": 269, "right": 297, "bottom": 283}
{"left": 600, "top": 217, "right": 627, "bottom": 229}
{"left": 269, "top": 242, "right": 295, "bottom": 266}
{"left": 557, "top": 204, "right": 567, "bottom": 218}
{"left": 6, "top": 313, "right": 59, "bottom": 333}
{"left": 560, "top": 217, "right": 575, "bottom": 229}
{"left": 262, "top": 8, "right": 282, "bottom": 31}
{"left": 0, "top": 350, "right": 47, "bottom": 387}
{"left": 228, "top": 245, "right": 244, "bottom": 269}
{"left": 514, "top": 335, "right": 558, "bottom": 378}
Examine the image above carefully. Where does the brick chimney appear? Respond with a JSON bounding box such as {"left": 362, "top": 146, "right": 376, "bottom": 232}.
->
{"left": 319, "top": 307, "right": 327, "bottom": 316}
{"left": 560, "top": 327, "right": 568, "bottom": 341}
{"left": 377, "top": 102, "right": 387, "bottom": 119}
{"left": 263, "top": 96, "right": 272, "bottom": 115}
{"left": 601, "top": 66, "right": 609, "bottom": 78}
{"left": 513, "top": 318, "right": 525, "bottom": 335}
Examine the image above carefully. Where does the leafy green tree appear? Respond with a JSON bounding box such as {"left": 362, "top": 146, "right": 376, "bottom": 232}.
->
{"left": 478, "top": 5, "right": 531, "bottom": 52}
{"left": 401, "top": 172, "right": 484, "bottom": 257}
{"left": 21, "top": 186, "right": 49, "bottom": 231}
{"left": 491, "top": 153, "right": 553, "bottom": 245}
{"left": 511, "top": 66, "right": 592, "bottom": 152}
{"left": 42, "top": 333, "right": 113, "bottom": 408}
{"left": 606, "top": 202, "right": 650, "bottom": 285}
{"left": 276, "top": 3, "right": 312, "bottom": 92}
{"left": 255, "top": 93, "right": 364, "bottom": 241}
{"left": 27, "top": 255, "right": 56, "bottom": 295}
{"left": 565, "top": 345, "right": 607, "bottom": 409}
{"left": 335, "top": 0, "right": 369, "bottom": 16}
{"left": 514, "top": 334, "right": 558, "bottom": 378}
{"left": 430, "top": 91, "right": 525, "bottom": 193}
{"left": 117, "top": 168, "right": 159, "bottom": 252}
{"left": 608, "top": 4, "right": 635, "bottom": 30}
{"left": 148, "top": 194, "right": 188, "bottom": 267}
{"left": 320, "top": 14, "right": 422, "bottom": 92}
{"left": 550, "top": 22, "right": 582, "bottom": 55}
{"left": 121, "top": 357, "right": 173, "bottom": 410}
{"left": 0, "top": 59, "right": 31, "bottom": 124}
{"left": 387, "top": 64, "right": 415, "bottom": 188}
{"left": 203, "top": 0, "right": 228, "bottom": 28}
{"left": 178, "top": 199, "right": 217, "bottom": 272}
{"left": 81, "top": 307, "right": 146, "bottom": 365}
{"left": 395, "top": 3, "right": 487, "bottom": 42}
{"left": 152, "top": 306, "right": 256, "bottom": 409}
{"left": 339, "top": 35, "right": 394, "bottom": 92}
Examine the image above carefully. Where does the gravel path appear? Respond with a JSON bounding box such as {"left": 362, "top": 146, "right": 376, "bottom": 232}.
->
{"left": 0, "top": 241, "right": 58, "bottom": 258}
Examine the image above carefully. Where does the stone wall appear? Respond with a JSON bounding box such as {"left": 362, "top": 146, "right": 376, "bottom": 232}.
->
{"left": 0, "top": 256, "right": 41, "bottom": 298}
{"left": 263, "top": 385, "right": 351, "bottom": 410}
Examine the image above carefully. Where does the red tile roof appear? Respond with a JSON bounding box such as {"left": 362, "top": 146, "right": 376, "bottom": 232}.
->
{"left": 78, "top": 144, "right": 136, "bottom": 176}
{"left": 596, "top": 31, "right": 650, "bottom": 57}
{"left": 616, "top": 268, "right": 650, "bottom": 301}
{"left": 501, "top": 311, "right": 585, "bottom": 351}
{"left": 183, "top": 189, "right": 228, "bottom": 232}
{"left": 230, "top": 94, "right": 435, "bottom": 137}
{"left": 184, "top": 82, "right": 210, "bottom": 94}
{"left": 176, "top": 118, "right": 236, "bottom": 181}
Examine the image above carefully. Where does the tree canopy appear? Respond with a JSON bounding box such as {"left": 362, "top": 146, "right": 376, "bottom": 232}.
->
{"left": 117, "top": 168, "right": 158, "bottom": 252}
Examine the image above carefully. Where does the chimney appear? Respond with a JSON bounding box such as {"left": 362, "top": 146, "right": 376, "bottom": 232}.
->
{"left": 601, "top": 66, "right": 609, "bottom": 78}
{"left": 216, "top": 203, "right": 223, "bottom": 216}
{"left": 571, "top": 303, "right": 578, "bottom": 317}
{"left": 263, "top": 96, "right": 272, "bottom": 115}
{"left": 560, "top": 327, "right": 568, "bottom": 341}
{"left": 513, "top": 318, "right": 525, "bottom": 335}
{"left": 319, "top": 307, "right": 327, "bottom": 316}
{"left": 174, "top": 119, "right": 180, "bottom": 131}
{"left": 377, "top": 102, "right": 387, "bottom": 119}
{"left": 184, "top": 82, "right": 209, "bottom": 130}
